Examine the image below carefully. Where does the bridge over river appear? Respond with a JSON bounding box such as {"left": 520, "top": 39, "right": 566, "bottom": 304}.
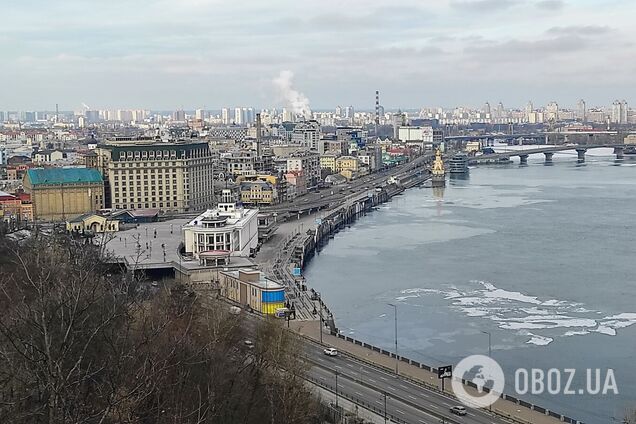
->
{"left": 470, "top": 143, "right": 628, "bottom": 164}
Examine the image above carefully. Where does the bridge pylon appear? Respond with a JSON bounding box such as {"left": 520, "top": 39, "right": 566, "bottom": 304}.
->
{"left": 544, "top": 152, "right": 554, "bottom": 165}
{"left": 576, "top": 148, "right": 587, "bottom": 163}
{"left": 614, "top": 146, "right": 624, "bottom": 160}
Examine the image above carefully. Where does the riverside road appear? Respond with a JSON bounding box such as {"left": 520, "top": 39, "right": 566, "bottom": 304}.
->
{"left": 304, "top": 341, "right": 513, "bottom": 424}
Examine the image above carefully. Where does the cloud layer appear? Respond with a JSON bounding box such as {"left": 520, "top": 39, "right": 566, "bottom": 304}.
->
{"left": 0, "top": 0, "right": 634, "bottom": 110}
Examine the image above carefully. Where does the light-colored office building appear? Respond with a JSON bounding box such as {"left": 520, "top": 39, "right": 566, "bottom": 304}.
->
{"left": 291, "top": 120, "right": 321, "bottom": 151}
{"left": 94, "top": 137, "right": 215, "bottom": 213}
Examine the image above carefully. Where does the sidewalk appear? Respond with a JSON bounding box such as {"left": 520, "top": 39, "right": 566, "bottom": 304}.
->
{"left": 291, "top": 320, "right": 566, "bottom": 424}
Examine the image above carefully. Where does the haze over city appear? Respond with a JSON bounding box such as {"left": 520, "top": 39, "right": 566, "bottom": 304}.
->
{"left": 2, "top": 0, "right": 636, "bottom": 110}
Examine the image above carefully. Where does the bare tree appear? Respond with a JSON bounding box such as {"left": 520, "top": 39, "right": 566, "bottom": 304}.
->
{"left": 0, "top": 233, "right": 322, "bottom": 424}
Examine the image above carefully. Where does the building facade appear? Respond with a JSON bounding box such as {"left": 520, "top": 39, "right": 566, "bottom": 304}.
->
{"left": 182, "top": 202, "right": 258, "bottom": 258}
{"left": 219, "top": 269, "right": 285, "bottom": 315}
{"left": 240, "top": 181, "right": 275, "bottom": 206}
{"left": 291, "top": 120, "right": 321, "bottom": 151}
{"left": 286, "top": 152, "right": 320, "bottom": 188}
{"left": 94, "top": 138, "right": 214, "bottom": 213}
{"left": 23, "top": 168, "right": 104, "bottom": 221}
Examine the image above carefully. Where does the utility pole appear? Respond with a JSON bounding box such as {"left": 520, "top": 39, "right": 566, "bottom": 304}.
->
{"left": 335, "top": 371, "right": 339, "bottom": 408}
{"left": 387, "top": 303, "right": 398, "bottom": 375}
{"left": 318, "top": 292, "right": 323, "bottom": 344}
{"left": 482, "top": 331, "right": 492, "bottom": 358}
{"left": 482, "top": 330, "right": 492, "bottom": 411}
{"left": 383, "top": 392, "right": 387, "bottom": 424}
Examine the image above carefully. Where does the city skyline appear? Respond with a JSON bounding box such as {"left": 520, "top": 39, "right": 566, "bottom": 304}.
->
{"left": 2, "top": 0, "right": 636, "bottom": 110}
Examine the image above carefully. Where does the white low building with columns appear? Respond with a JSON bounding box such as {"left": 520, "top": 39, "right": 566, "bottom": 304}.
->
{"left": 182, "top": 201, "right": 258, "bottom": 260}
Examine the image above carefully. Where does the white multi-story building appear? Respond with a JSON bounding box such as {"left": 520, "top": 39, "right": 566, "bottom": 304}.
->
{"left": 611, "top": 100, "right": 628, "bottom": 124}
{"left": 291, "top": 120, "right": 321, "bottom": 150}
{"left": 286, "top": 151, "right": 320, "bottom": 188}
{"left": 222, "top": 108, "right": 230, "bottom": 125}
{"left": 182, "top": 201, "right": 258, "bottom": 259}
{"left": 398, "top": 126, "right": 433, "bottom": 146}
{"left": 234, "top": 107, "right": 244, "bottom": 125}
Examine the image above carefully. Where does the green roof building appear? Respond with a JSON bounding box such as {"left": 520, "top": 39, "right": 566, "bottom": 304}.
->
{"left": 23, "top": 168, "right": 104, "bottom": 221}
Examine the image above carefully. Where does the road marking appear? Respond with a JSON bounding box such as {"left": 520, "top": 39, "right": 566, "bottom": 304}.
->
{"left": 418, "top": 420, "right": 427, "bottom": 423}
{"left": 407, "top": 395, "right": 417, "bottom": 400}
{"left": 355, "top": 392, "right": 364, "bottom": 397}
{"left": 400, "top": 384, "right": 408, "bottom": 389}
{"left": 375, "top": 400, "right": 383, "bottom": 405}
{"left": 361, "top": 368, "right": 370, "bottom": 373}
{"left": 346, "top": 363, "right": 353, "bottom": 367}
{"left": 388, "top": 386, "right": 396, "bottom": 391}
{"left": 429, "top": 404, "right": 438, "bottom": 409}
{"left": 368, "top": 378, "right": 376, "bottom": 383}
{"left": 334, "top": 365, "right": 342, "bottom": 369}
{"left": 396, "top": 409, "right": 405, "bottom": 415}
{"left": 379, "top": 376, "right": 388, "bottom": 381}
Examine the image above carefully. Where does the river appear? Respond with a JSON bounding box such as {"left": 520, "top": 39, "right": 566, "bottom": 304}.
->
{"left": 304, "top": 147, "right": 636, "bottom": 423}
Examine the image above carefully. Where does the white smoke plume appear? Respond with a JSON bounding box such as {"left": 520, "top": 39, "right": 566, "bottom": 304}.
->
{"left": 273, "top": 70, "right": 311, "bottom": 118}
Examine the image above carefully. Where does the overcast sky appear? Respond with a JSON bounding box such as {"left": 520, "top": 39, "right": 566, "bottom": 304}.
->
{"left": 1, "top": 0, "right": 634, "bottom": 111}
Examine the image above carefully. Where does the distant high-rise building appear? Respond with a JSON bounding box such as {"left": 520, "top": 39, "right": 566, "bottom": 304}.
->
{"left": 345, "top": 105, "right": 354, "bottom": 122}
{"left": 335, "top": 105, "right": 342, "bottom": 118}
{"left": 221, "top": 108, "right": 230, "bottom": 125}
{"left": 611, "top": 100, "right": 628, "bottom": 124}
{"left": 234, "top": 107, "right": 244, "bottom": 125}
{"left": 282, "top": 108, "right": 294, "bottom": 122}
{"left": 524, "top": 101, "right": 534, "bottom": 122}
{"left": 546, "top": 101, "right": 559, "bottom": 121}
{"left": 195, "top": 109, "right": 207, "bottom": 121}
{"left": 495, "top": 102, "right": 505, "bottom": 120}
{"left": 621, "top": 100, "right": 628, "bottom": 124}
{"left": 576, "top": 99, "right": 587, "bottom": 123}
{"left": 483, "top": 102, "right": 491, "bottom": 116}
{"left": 245, "top": 107, "right": 255, "bottom": 124}
{"left": 85, "top": 110, "right": 100, "bottom": 123}
{"left": 172, "top": 109, "right": 186, "bottom": 121}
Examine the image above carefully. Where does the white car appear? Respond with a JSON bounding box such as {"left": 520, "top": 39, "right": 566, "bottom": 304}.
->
{"left": 323, "top": 347, "right": 338, "bottom": 356}
{"left": 450, "top": 405, "right": 467, "bottom": 416}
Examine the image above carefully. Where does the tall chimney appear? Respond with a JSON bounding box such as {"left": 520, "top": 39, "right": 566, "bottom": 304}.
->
{"left": 375, "top": 90, "right": 380, "bottom": 137}
{"left": 256, "top": 113, "right": 262, "bottom": 158}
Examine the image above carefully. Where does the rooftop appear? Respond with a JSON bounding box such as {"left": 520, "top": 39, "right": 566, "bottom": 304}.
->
{"left": 184, "top": 203, "right": 258, "bottom": 229}
{"left": 26, "top": 168, "right": 103, "bottom": 186}
{"left": 221, "top": 269, "right": 283, "bottom": 291}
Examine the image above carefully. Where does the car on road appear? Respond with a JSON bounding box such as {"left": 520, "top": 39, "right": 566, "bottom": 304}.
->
{"left": 450, "top": 405, "right": 467, "bottom": 416}
{"left": 323, "top": 347, "right": 338, "bottom": 356}
{"left": 244, "top": 340, "right": 255, "bottom": 349}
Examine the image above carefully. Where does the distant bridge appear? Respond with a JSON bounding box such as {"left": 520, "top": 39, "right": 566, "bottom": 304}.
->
{"left": 469, "top": 143, "right": 627, "bottom": 164}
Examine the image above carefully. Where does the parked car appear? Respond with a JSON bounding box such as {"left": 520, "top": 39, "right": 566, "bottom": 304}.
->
{"left": 244, "top": 340, "right": 255, "bottom": 349}
{"left": 323, "top": 347, "right": 338, "bottom": 356}
{"left": 450, "top": 405, "right": 467, "bottom": 416}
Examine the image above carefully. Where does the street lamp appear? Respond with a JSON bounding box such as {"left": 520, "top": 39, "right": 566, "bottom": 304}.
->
{"left": 335, "top": 371, "right": 339, "bottom": 408}
{"left": 481, "top": 331, "right": 492, "bottom": 358}
{"left": 387, "top": 303, "right": 398, "bottom": 375}
{"left": 317, "top": 292, "right": 323, "bottom": 344}
{"left": 482, "top": 330, "right": 492, "bottom": 411}
{"left": 383, "top": 391, "right": 387, "bottom": 424}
